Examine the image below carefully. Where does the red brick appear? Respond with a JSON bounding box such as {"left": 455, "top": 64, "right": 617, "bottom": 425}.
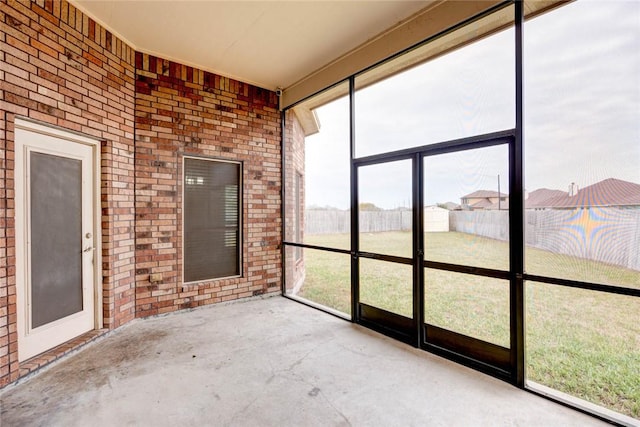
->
{"left": 0, "top": 0, "right": 282, "bottom": 387}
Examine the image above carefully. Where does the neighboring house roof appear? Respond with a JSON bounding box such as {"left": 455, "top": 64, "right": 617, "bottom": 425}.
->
{"left": 469, "top": 199, "right": 495, "bottom": 209}
{"left": 541, "top": 178, "right": 640, "bottom": 208}
{"left": 525, "top": 188, "right": 567, "bottom": 208}
{"left": 460, "top": 178, "right": 640, "bottom": 210}
{"left": 467, "top": 199, "right": 509, "bottom": 210}
{"left": 462, "top": 190, "right": 507, "bottom": 210}
{"left": 486, "top": 200, "right": 509, "bottom": 210}
{"left": 441, "top": 202, "right": 461, "bottom": 210}
{"left": 462, "top": 190, "right": 504, "bottom": 199}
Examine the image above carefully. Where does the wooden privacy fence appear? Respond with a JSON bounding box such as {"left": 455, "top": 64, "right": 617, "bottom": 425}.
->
{"left": 450, "top": 208, "right": 640, "bottom": 271}
{"left": 305, "top": 209, "right": 449, "bottom": 234}
{"left": 304, "top": 209, "right": 412, "bottom": 234}
{"left": 448, "top": 210, "right": 509, "bottom": 241}
{"left": 305, "top": 208, "right": 640, "bottom": 271}
{"left": 305, "top": 209, "right": 351, "bottom": 234}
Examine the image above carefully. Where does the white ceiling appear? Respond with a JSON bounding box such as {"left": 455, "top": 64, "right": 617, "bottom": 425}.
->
{"left": 72, "top": 1, "right": 432, "bottom": 91}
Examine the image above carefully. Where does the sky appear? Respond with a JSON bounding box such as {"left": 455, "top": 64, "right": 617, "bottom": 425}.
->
{"left": 302, "top": 0, "right": 640, "bottom": 210}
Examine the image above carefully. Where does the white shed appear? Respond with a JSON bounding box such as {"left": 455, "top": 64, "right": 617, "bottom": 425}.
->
{"left": 424, "top": 206, "right": 450, "bottom": 232}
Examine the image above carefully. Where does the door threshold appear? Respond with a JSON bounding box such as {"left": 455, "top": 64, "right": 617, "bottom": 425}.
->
{"left": 17, "top": 329, "right": 108, "bottom": 383}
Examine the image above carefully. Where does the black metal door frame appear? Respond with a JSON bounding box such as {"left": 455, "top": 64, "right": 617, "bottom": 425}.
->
{"left": 419, "top": 132, "right": 515, "bottom": 381}
{"left": 352, "top": 152, "right": 419, "bottom": 345}
{"left": 352, "top": 131, "right": 516, "bottom": 379}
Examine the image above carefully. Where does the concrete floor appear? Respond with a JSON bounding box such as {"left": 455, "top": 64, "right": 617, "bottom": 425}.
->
{"left": 0, "top": 296, "right": 608, "bottom": 427}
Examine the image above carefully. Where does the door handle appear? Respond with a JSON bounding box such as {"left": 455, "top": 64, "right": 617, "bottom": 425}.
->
{"left": 83, "top": 247, "right": 94, "bottom": 253}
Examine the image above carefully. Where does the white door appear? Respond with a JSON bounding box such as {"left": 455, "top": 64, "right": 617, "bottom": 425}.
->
{"left": 15, "top": 121, "right": 98, "bottom": 361}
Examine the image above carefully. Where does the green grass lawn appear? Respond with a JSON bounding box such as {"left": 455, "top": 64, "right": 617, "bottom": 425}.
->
{"left": 294, "top": 231, "right": 640, "bottom": 419}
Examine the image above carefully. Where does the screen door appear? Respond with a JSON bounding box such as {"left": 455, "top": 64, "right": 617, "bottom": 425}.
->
{"left": 15, "top": 122, "right": 97, "bottom": 361}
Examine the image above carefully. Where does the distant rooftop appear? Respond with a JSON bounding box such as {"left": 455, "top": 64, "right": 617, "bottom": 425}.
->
{"left": 461, "top": 190, "right": 506, "bottom": 199}
{"left": 460, "top": 178, "right": 640, "bottom": 210}
{"left": 535, "top": 178, "right": 640, "bottom": 208}
{"left": 525, "top": 188, "right": 567, "bottom": 208}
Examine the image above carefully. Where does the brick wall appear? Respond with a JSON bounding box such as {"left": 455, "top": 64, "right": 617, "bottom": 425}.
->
{"left": 0, "top": 0, "right": 284, "bottom": 387}
{"left": 134, "top": 53, "right": 281, "bottom": 317}
{"left": 283, "top": 110, "right": 305, "bottom": 292}
{"left": 0, "top": 0, "right": 131, "bottom": 385}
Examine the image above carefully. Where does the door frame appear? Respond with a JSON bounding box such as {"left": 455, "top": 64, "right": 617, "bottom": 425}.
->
{"left": 352, "top": 130, "right": 516, "bottom": 377}
{"left": 353, "top": 154, "right": 420, "bottom": 345}
{"left": 14, "top": 118, "right": 103, "bottom": 361}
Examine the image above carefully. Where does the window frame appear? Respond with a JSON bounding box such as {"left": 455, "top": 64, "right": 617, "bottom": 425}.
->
{"left": 182, "top": 155, "right": 243, "bottom": 284}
